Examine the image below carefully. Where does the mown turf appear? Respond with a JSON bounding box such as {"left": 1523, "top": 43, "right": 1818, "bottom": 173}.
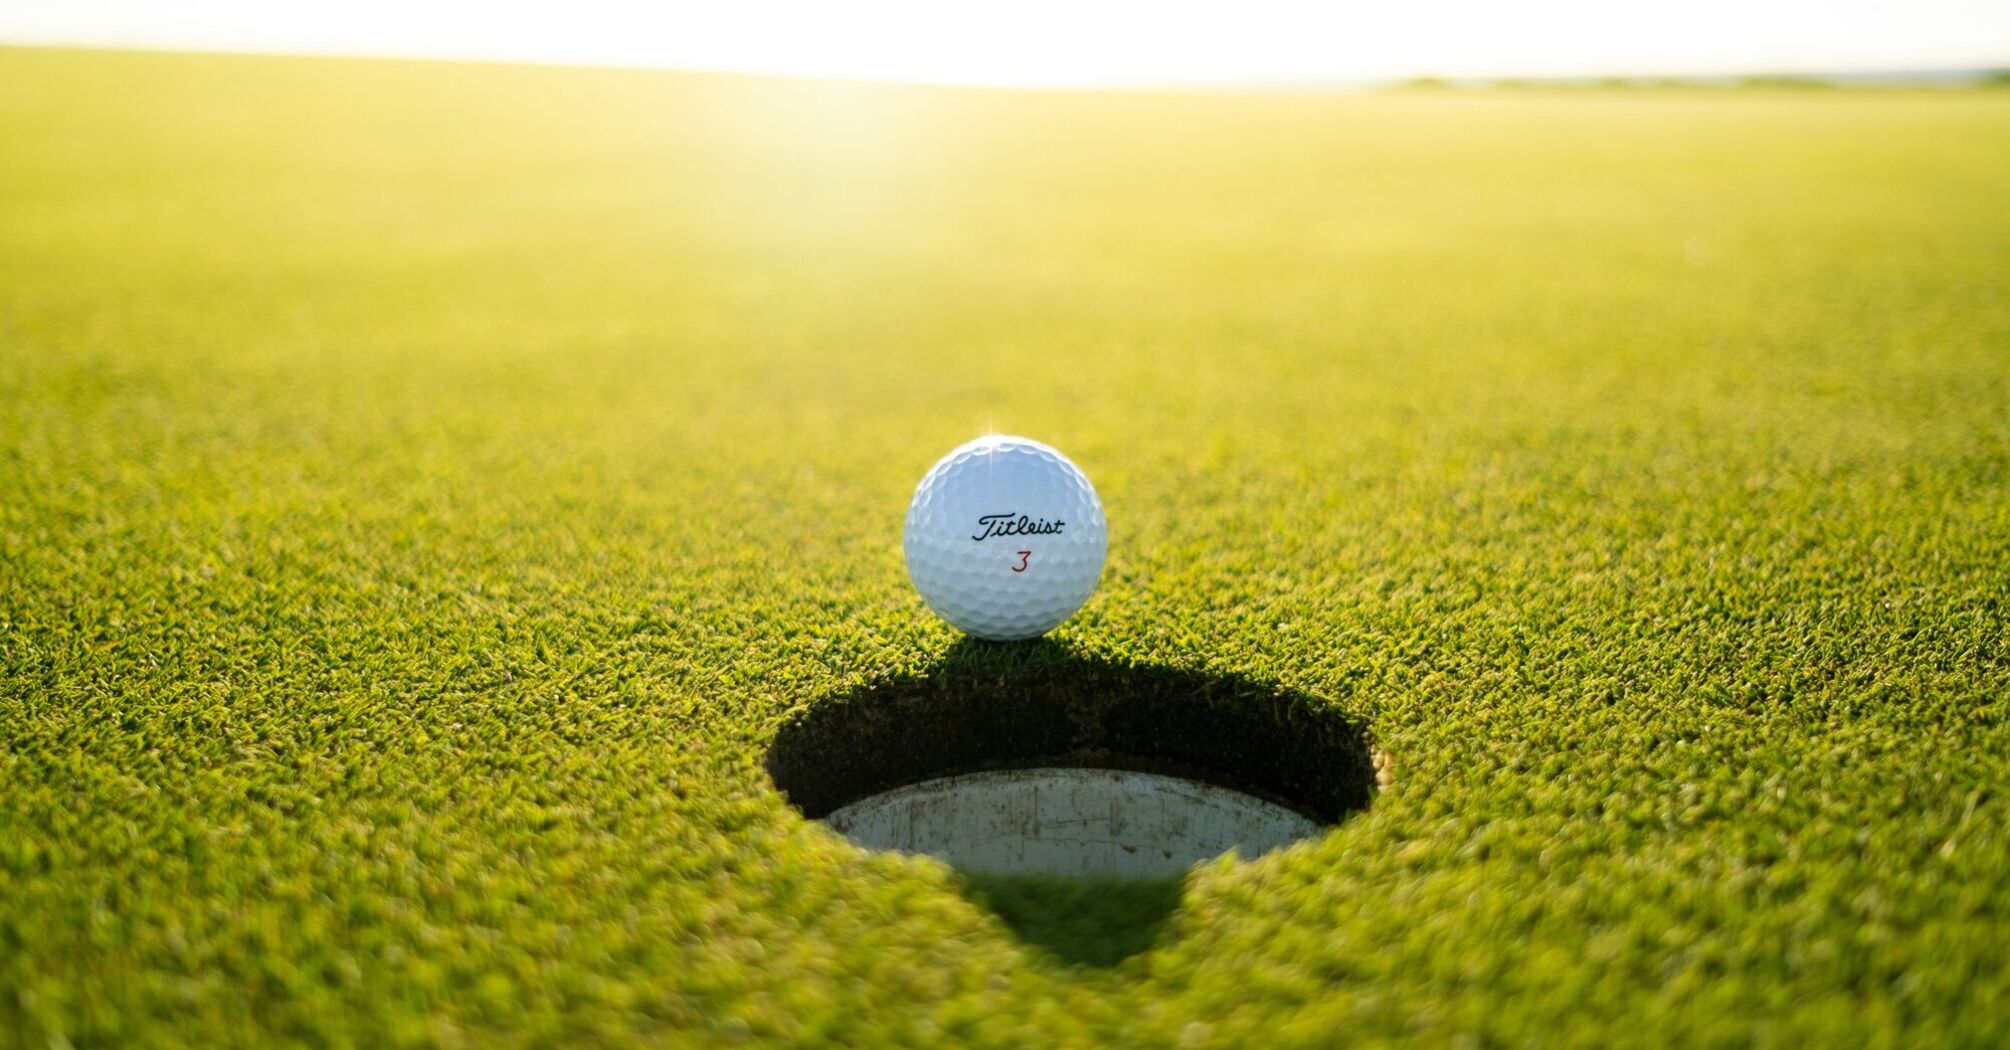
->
{"left": 956, "top": 873, "right": 1187, "bottom": 969}
{"left": 2, "top": 46, "right": 2007, "bottom": 1047}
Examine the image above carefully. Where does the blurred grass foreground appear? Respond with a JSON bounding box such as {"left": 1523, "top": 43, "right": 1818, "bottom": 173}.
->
{"left": 2, "top": 46, "right": 2007, "bottom": 1046}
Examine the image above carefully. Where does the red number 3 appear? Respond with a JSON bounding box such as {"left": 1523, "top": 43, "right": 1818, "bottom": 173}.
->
{"left": 1012, "top": 550, "right": 1032, "bottom": 573}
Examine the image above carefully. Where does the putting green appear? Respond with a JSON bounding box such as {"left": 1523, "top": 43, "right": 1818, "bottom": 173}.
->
{"left": 2, "top": 46, "right": 2006, "bottom": 1046}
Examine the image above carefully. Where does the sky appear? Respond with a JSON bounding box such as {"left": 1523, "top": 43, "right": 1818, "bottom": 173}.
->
{"left": 2, "top": 0, "right": 2006, "bottom": 87}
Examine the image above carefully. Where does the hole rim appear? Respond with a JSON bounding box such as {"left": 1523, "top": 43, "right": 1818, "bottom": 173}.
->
{"left": 766, "top": 642, "right": 1377, "bottom": 830}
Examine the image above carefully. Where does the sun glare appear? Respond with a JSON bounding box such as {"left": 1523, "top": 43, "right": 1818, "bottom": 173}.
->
{"left": 2, "top": 0, "right": 2006, "bottom": 86}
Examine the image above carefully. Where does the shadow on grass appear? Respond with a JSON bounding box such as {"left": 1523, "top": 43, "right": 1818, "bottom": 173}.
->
{"left": 956, "top": 870, "right": 1187, "bottom": 968}
{"left": 767, "top": 638, "right": 1375, "bottom": 967}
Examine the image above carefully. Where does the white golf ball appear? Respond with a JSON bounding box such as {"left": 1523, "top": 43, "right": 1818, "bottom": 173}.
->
{"left": 903, "top": 435, "right": 1108, "bottom": 641}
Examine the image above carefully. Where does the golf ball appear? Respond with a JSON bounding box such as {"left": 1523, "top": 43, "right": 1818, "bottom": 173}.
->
{"left": 903, "top": 435, "right": 1107, "bottom": 641}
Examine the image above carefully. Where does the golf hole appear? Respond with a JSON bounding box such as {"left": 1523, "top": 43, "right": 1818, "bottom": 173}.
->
{"left": 820, "top": 767, "right": 1323, "bottom": 876}
{"left": 767, "top": 644, "right": 1377, "bottom": 879}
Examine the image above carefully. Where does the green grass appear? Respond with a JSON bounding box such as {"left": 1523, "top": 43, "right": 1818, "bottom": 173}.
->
{"left": 2, "top": 45, "right": 2008, "bottom": 1047}
{"left": 956, "top": 873, "right": 1187, "bottom": 969}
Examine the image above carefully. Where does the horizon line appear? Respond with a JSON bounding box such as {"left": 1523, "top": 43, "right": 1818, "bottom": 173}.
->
{"left": 2, "top": 38, "right": 2005, "bottom": 93}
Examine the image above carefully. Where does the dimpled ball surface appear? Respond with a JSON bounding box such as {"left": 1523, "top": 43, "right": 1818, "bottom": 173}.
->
{"left": 904, "top": 436, "right": 1108, "bottom": 641}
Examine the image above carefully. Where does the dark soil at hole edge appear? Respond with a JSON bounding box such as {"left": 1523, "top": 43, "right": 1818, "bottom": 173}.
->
{"left": 766, "top": 654, "right": 1376, "bottom": 824}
